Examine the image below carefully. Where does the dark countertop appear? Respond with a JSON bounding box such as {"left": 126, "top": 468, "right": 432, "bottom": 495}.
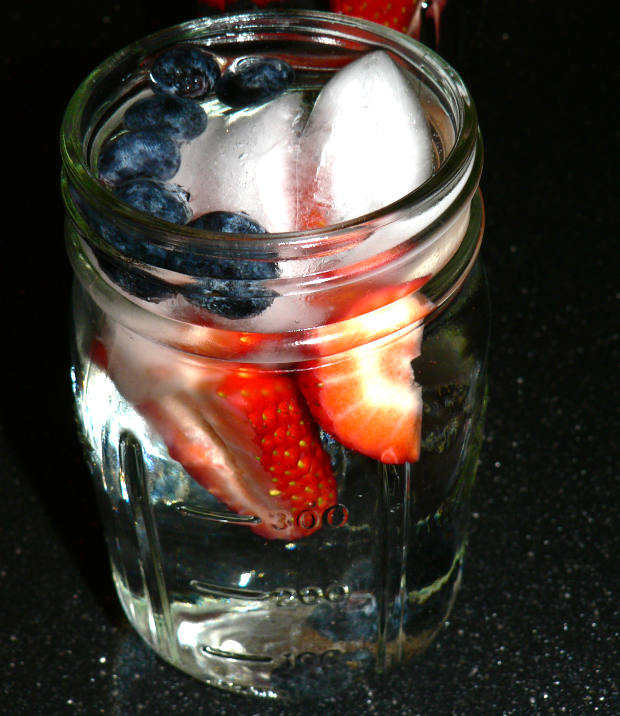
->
{"left": 1, "top": 2, "right": 617, "bottom": 714}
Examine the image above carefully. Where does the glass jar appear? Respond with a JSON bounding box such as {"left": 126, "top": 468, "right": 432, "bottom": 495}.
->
{"left": 61, "top": 11, "right": 488, "bottom": 702}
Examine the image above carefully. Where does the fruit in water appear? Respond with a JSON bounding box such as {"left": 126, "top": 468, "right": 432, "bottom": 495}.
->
{"left": 97, "top": 130, "right": 181, "bottom": 185}
{"left": 139, "top": 369, "right": 337, "bottom": 540}
{"left": 215, "top": 56, "right": 295, "bottom": 108}
{"left": 180, "top": 211, "right": 279, "bottom": 319}
{"left": 114, "top": 178, "right": 192, "bottom": 225}
{"left": 123, "top": 95, "right": 208, "bottom": 141}
{"left": 88, "top": 179, "right": 190, "bottom": 266}
{"left": 298, "top": 286, "right": 432, "bottom": 464}
{"left": 216, "top": 370, "right": 337, "bottom": 517}
{"left": 91, "top": 331, "right": 335, "bottom": 540}
{"left": 96, "top": 252, "right": 176, "bottom": 303}
{"left": 190, "top": 210, "right": 266, "bottom": 235}
{"left": 180, "top": 277, "right": 278, "bottom": 320}
{"left": 150, "top": 44, "right": 221, "bottom": 99}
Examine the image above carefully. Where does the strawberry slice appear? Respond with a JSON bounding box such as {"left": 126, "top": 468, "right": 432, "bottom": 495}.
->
{"left": 139, "top": 368, "right": 338, "bottom": 541}
{"left": 90, "top": 323, "right": 337, "bottom": 540}
{"left": 297, "top": 285, "right": 432, "bottom": 464}
{"left": 329, "top": 0, "right": 447, "bottom": 42}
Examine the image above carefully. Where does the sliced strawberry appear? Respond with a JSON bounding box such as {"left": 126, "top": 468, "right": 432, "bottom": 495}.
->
{"left": 139, "top": 368, "right": 337, "bottom": 540}
{"left": 89, "top": 324, "right": 337, "bottom": 540}
{"left": 308, "top": 276, "right": 430, "bottom": 342}
{"left": 297, "top": 286, "right": 432, "bottom": 464}
{"left": 297, "top": 197, "right": 328, "bottom": 231}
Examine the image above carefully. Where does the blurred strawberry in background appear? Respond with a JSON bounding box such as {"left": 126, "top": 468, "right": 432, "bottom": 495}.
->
{"left": 194, "top": 0, "right": 486, "bottom": 75}
{"left": 196, "top": 0, "right": 454, "bottom": 52}
{"left": 329, "top": 0, "right": 447, "bottom": 44}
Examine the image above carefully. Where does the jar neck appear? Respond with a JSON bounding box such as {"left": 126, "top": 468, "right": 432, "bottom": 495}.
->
{"left": 61, "top": 11, "right": 483, "bottom": 359}
{"left": 65, "top": 188, "right": 484, "bottom": 365}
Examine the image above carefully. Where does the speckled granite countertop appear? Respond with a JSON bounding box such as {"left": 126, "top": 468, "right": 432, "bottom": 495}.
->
{"left": 1, "top": 1, "right": 617, "bottom": 714}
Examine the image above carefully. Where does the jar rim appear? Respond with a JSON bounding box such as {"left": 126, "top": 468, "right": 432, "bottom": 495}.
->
{"left": 60, "top": 9, "right": 481, "bottom": 258}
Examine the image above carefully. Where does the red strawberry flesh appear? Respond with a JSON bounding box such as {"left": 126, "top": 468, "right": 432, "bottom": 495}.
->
{"left": 138, "top": 368, "right": 337, "bottom": 540}
{"left": 298, "top": 287, "right": 432, "bottom": 464}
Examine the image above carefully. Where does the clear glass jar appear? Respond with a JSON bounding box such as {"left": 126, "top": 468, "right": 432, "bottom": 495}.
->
{"left": 61, "top": 11, "right": 488, "bottom": 702}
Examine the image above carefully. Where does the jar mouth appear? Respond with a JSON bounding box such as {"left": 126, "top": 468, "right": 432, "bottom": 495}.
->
{"left": 60, "top": 9, "right": 480, "bottom": 261}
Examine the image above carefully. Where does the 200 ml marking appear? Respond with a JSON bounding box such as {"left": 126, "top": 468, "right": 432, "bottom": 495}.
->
{"left": 191, "top": 579, "right": 350, "bottom": 606}
{"left": 272, "top": 583, "right": 350, "bottom": 607}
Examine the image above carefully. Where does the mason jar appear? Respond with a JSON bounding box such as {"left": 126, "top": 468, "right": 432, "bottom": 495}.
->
{"left": 60, "top": 11, "right": 488, "bottom": 702}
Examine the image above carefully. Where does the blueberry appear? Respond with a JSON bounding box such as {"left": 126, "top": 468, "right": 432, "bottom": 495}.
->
{"left": 308, "top": 557, "right": 377, "bottom": 642}
{"left": 87, "top": 180, "right": 189, "bottom": 268}
{"left": 308, "top": 555, "right": 414, "bottom": 643}
{"left": 150, "top": 44, "right": 220, "bottom": 99}
{"left": 181, "top": 279, "right": 278, "bottom": 319}
{"left": 177, "top": 210, "right": 278, "bottom": 318}
{"left": 309, "top": 597, "right": 378, "bottom": 643}
{"left": 86, "top": 210, "right": 170, "bottom": 269}
{"left": 171, "top": 211, "right": 270, "bottom": 274}
{"left": 123, "top": 94, "right": 208, "bottom": 141}
{"left": 171, "top": 253, "right": 278, "bottom": 281}
{"left": 69, "top": 182, "right": 129, "bottom": 253}
{"left": 98, "top": 130, "right": 181, "bottom": 185}
{"left": 96, "top": 252, "right": 176, "bottom": 303}
{"left": 190, "top": 210, "right": 266, "bottom": 235}
{"left": 215, "top": 56, "right": 295, "bottom": 108}
{"left": 114, "top": 178, "right": 192, "bottom": 225}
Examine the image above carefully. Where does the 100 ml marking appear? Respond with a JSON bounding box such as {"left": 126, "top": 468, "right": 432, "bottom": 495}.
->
{"left": 198, "top": 647, "right": 350, "bottom": 669}
{"left": 279, "top": 649, "right": 346, "bottom": 670}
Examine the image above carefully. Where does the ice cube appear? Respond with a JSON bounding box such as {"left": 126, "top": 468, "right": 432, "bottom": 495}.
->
{"left": 102, "top": 322, "right": 206, "bottom": 405}
{"left": 297, "top": 50, "right": 433, "bottom": 228}
{"left": 340, "top": 156, "right": 476, "bottom": 281}
{"left": 174, "top": 92, "right": 306, "bottom": 233}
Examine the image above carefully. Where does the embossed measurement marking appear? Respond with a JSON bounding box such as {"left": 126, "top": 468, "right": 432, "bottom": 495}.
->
{"left": 280, "top": 649, "right": 345, "bottom": 669}
{"left": 200, "top": 645, "right": 273, "bottom": 663}
{"left": 190, "top": 580, "right": 350, "bottom": 606}
{"left": 270, "top": 504, "right": 349, "bottom": 532}
{"left": 176, "top": 503, "right": 261, "bottom": 525}
{"left": 176, "top": 502, "right": 350, "bottom": 532}
{"left": 190, "top": 580, "right": 270, "bottom": 601}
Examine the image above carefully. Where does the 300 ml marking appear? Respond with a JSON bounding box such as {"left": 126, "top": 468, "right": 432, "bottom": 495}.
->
{"left": 176, "top": 502, "right": 350, "bottom": 531}
{"left": 269, "top": 503, "right": 349, "bottom": 532}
